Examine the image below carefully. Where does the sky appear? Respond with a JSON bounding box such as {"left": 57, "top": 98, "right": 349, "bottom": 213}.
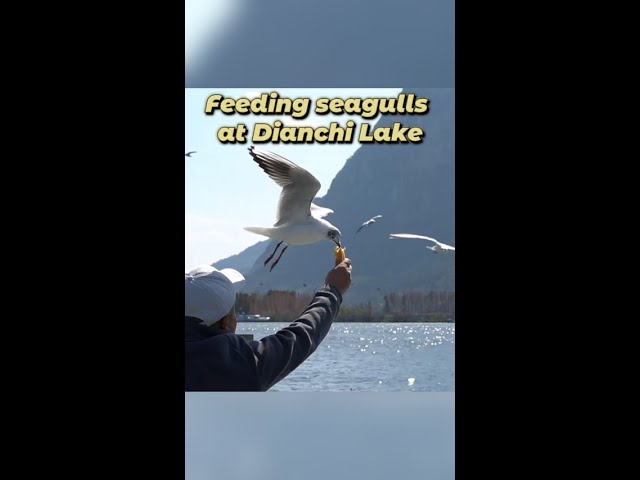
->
{"left": 185, "top": 87, "right": 402, "bottom": 271}
{"left": 185, "top": 0, "right": 241, "bottom": 67}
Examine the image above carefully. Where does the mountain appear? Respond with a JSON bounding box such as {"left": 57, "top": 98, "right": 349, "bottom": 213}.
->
{"left": 218, "top": 88, "right": 455, "bottom": 306}
{"left": 212, "top": 240, "right": 268, "bottom": 276}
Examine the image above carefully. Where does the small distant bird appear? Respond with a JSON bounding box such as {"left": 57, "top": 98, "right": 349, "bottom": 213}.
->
{"left": 389, "top": 233, "right": 455, "bottom": 253}
{"left": 185, "top": 151, "right": 197, "bottom": 157}
{"left": 356, "top": 215, "right": 383, "bottom": 234}
{"left": 244, "top": 147, "right": 342, "bottom": 271}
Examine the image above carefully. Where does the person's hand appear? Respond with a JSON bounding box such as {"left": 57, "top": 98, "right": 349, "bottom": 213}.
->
{"left": 325, "top": 257, "right": 352, "bottom": 295}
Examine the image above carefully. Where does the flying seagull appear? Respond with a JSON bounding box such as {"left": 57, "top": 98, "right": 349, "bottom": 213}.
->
{"left": 185, "top": 151, "right": 197, "bottom": 157}
{"left": 244, "top": 147, "right": 342, "bottom": 271}
{"left": 356, "top": 215, "right": 383, "bottom": 234}
{"left": 389, "top": 233, "right": 455, "bottom": 253}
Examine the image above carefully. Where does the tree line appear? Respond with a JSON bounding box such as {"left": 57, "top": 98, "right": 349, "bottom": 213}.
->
{"left": 236, "top": 290, "right": 455, "bottom": 322}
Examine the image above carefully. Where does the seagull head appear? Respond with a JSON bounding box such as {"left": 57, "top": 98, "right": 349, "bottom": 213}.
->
{"left": 327, "top": 228, "right": 342, "bottom": 247}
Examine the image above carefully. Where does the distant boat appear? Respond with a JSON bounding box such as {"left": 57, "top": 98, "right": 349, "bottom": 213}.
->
{"left": 237, "top": 313, "right": 271, "bottom": 322}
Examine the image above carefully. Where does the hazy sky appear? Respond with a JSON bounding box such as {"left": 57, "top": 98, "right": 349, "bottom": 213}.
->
{"left": 185, "top": 0, "right": 238, "bottom": 67}
{"left": 185, "top": 88, "right": 402, "bottom": 271}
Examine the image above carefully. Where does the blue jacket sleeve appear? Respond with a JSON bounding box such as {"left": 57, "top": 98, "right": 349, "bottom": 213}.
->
{"left": 250, "top": 285, "right": 342, "bottom": 391}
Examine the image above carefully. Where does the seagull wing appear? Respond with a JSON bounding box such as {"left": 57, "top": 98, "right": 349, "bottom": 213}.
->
{"left": 427, "top": 237, "right": 455, "bottom": 250}
{"left": 249, "top": 146, "right": 321, "bottom": 226}
{"left": 390, "top": 233, "right": 455, "bottom": 250}
{"left": 371, "top": 215, "right": 383, "bottom": 220}
{"left": 389, "top": 233, "right": 439, "bottom": 243}
{"left": 310, "top": 203, "right": 334, "bottom": 219}
{"left": 356, "top": 224, "right": 366, "bottom": 234}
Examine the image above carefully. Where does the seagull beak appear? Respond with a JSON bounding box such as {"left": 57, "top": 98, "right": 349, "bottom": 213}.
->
{"left": 334, "top": 239, "right": 341, "bottom": 247}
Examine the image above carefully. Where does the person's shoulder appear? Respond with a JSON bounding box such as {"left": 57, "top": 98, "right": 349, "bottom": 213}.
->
{"left": 223, "top": 332, "right": 257, "bottom": 355}
{"left": 204, "top": 331, "right": 249, "bottom": 349}
{"left": 224, "top": 332, "right": 248, "bottom": 346}
{"left": 186, "top": 331, "right": 256, "bottom": 367}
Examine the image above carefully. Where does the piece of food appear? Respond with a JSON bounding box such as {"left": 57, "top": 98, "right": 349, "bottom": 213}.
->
{"left": 334, "top": 245, "right": 346, "bottom": 263}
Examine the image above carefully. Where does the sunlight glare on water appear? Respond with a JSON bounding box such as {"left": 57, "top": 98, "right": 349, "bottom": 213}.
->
{"left": 236, "top": 322, "right": 455, "bottom": 392}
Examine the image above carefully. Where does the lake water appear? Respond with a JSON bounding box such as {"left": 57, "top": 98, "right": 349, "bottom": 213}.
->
{"left": 236, "top": 322, "right": 455, "bottom": 392}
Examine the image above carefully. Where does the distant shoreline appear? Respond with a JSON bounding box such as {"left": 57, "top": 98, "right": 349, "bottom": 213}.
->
{"left": 239, "top": 315, "right": 454, "bottom": 324}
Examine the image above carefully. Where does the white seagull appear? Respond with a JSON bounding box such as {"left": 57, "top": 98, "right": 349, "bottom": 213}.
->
{"left": 389, "top": 233, "right": 455, "bottom": 253}
{"left": 356, "top": 215, "right": 383, "bottom": 234}
{"left": 185, "top": 151, "right": 197, "bottom": 157}
{"left": 244, "top": 146, "right": 342, "bottom": 271}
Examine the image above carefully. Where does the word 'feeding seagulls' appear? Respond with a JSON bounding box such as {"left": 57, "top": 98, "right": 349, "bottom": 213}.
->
{"left": 244, "top": 146, "right": 342, "bottom": 271}
{"left": 356, "top": 215, "right": 383, "bottom": 234}
{"left": 389, "top": 233, "right": 455, "bottom": 253}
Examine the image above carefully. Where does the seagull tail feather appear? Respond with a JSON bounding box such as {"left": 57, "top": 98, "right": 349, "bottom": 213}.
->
{"left": 244, "top": 226, "right": 275, "bottom": 238}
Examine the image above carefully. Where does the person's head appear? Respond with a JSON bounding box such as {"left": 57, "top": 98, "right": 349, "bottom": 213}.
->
{"left": 184, "top": 265, "right": 245, "bottom": 332}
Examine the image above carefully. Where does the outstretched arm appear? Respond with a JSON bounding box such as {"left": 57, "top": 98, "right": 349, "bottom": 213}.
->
{"left": 250, "top": 259, "right": 352, "bottom": 391}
